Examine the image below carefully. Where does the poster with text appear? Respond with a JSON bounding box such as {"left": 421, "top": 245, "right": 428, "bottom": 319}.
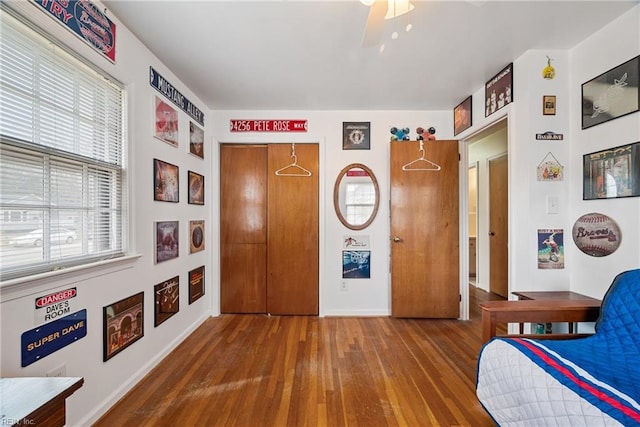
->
{"left": 342, "top": 250, "right": 371, "bottom": 279}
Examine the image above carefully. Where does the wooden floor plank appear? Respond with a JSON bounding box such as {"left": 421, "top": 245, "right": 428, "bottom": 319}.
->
{"left": 94, "top": 286, "right": 502, "bottom": 426}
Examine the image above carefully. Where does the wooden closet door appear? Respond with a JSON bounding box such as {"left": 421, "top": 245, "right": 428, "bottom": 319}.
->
{"left": 220, "top": 145, "right": 268, "bottom": 313}
{"left": 390, "top": 140, "right": 460, "bottom": 318}
{"left": 267, "top": 144, "right": 319, "bottom": 315}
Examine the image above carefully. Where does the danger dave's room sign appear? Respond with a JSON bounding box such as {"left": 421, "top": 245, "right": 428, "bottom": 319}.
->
{"left": 230, "top": 119, "right": 308, "bottom": 132}
{"left": 21, "top": 310, "right": 87, "bottom": 367}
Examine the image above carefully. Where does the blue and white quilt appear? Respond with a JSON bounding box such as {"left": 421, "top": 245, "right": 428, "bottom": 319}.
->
{"left": 476, "top": 269, "right": 640, "bottom": 426}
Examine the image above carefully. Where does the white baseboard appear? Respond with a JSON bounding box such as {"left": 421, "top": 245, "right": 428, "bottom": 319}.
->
{"left": 77, "top": 313, "right": 210, "bottom": 426}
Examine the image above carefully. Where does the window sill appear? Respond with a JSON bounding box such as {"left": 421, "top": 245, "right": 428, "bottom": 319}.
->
{"left": 0, "top": 254, "right": 142, "bottom": 303}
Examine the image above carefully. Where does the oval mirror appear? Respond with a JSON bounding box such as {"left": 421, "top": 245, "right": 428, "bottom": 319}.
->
{"left": 333, "top": 163, "right": 380, "bottom": 230}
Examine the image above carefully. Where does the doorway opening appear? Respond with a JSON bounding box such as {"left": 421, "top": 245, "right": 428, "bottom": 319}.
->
{"left": 465, "top": 119, "right": 509, "bottom": 318}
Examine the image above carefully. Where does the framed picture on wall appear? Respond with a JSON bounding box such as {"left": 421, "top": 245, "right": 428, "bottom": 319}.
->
{"left": 103, "top": 292, "right": 144, "bottom": 362}
{"left": 581, "top": 55, "right": 639, "bottom": 129}
{"left": 155, "top": 220, "right": 179, "bottom": 263}
{"left": 453, "top": 96, "right": 472, "bottom": 136}
{"left": 188, "top": 171, "right": 204, "bottom": 205}
{"left": 343, "top": 122, "right": 371, "bottom": 150}
{"left": 342, "top": 250, "right": 370, "bottom": 279}
{"left": 189, "top": 220, "right": 205, "bottom": 253}
{"left": 188, "top": 266, "right": 205, "bottom": 304}
{"left": 543, "top": 95, "right": 556, "bottom": 115}
{"left": 154, "top": 96, "right": 179, "bottom": 146}
{"left": 583, "top": 141, "right": 640, "bottom": 200}
{"left": 154, "top": 276, "right": 179, "bottom": 327}
{"left": 153, "top": 159, "right": 179, "bottom": 202}
{"left": 485, "top": 63, "right": 513, "bottom": 117}
{"left": 189, "top": 121, "right": 204, "bottom": 159}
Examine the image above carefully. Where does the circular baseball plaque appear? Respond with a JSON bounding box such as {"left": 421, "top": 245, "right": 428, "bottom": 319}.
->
{"left": 572, "top": 212, "right": 622, "bottom": 257}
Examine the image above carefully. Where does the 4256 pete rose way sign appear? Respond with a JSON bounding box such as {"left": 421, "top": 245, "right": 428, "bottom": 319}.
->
{"left": 230, "top": 119, "right": 308, "bottom": 132}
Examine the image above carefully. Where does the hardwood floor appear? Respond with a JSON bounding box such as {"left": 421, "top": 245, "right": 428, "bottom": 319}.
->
{"left": 95, "top": 286, "right": 503, "bottom": 426}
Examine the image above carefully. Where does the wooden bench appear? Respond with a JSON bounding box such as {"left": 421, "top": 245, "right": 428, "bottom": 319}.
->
{"left": 480, "top": 299, "right": 602, "bottom": 343}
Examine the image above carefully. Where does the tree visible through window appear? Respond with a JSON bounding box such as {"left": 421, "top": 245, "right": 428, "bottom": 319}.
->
{"left": 0, "top": 7, "right": 126, "bottom": 280}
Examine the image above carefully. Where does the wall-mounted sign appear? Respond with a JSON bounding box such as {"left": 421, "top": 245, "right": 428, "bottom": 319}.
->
{"left": 21, "top": 309, "right": 87, "bottom": 367}
{"left": 30, "top": 0, "right": 116, "bottom": 62}
{"left": 229, "top": 119, "right": 308, "bottom": 133}
{"left": 150, "top": 66, "right": 204, "bottom": 126}
{"left": 35, "top": 287, "right": 77, "bottom": 325}
{"left": 536, "top": 131, "right": 564, "bottom": 141}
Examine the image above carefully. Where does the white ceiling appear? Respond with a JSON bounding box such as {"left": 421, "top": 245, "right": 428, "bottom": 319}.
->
{"left": 102, "top": 0, "right": 638, "bottom": 111}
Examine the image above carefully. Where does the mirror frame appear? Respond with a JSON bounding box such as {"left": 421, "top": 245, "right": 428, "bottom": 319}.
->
{"left": 333, "top": 163, "right": 380, "bottom": 231}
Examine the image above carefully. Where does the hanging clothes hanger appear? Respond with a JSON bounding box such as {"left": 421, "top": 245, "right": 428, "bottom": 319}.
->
{"left": 402, "top": 140, "right": 441, "bottom": 171}
{"left": 275, "top": 143, "right": 312, "bottom": 177}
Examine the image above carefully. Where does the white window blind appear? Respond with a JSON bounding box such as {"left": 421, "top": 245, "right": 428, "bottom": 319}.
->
{"left": 0, "top": 7, "right": 126, "bottom": 281}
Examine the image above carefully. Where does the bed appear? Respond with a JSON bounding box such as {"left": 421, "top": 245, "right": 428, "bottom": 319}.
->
{"left": 476, "top": 269, "right": 640, "bottom": 426}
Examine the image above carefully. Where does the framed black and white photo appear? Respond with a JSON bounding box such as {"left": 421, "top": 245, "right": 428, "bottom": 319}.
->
{"left": 583, "top": 141, "right": 640, "bottom": 200}
{"left": 582, "top": 56, "right": 639, "bottom": 129}
{"left": 485, "top": 63, "right": 513, "bottom": 117}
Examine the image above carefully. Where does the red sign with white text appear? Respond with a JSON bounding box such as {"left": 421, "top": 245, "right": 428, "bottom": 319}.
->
{"left": 230, "top": 119, "right": 308, "bottom": 133}
{"left": 35, "top": 288, "right": 77, "bottom": 309}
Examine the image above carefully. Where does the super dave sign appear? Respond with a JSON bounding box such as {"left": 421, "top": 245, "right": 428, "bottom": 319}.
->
{"left": 230, "top": 119, "right": 308, "bottom": 133}
{"left": 150, "top": 66, "right": 204, "bottom": 126}
{"left": 30, "top": 0, "right": 116, "bottom": 62}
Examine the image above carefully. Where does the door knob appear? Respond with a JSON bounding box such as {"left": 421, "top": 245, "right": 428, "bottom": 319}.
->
{"left": 393, "top": 236, "right": 401, "bottom": 242}
{"left": 488, "top": 231, "right": 495, "bottom": 236}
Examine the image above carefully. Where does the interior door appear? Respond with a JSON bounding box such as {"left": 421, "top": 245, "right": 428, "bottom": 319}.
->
{"left": 267, "top": 143, "right": 319, "bottom": 315}
{"left": 220, "top": 145, "right": 268, "bottom": 313}
{"left": 390, "top": 140, "right": 460, "bottom": 318}
{"left": 489, "top": 154, "right": 508, "bottom": 298}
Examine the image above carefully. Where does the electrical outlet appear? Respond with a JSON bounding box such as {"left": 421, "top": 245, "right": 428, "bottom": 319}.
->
{"left": 340, "top": 281, "right": 348, "bottom": 292}
{"left": 46, "top": 363, "right": 66, "bottom": 377}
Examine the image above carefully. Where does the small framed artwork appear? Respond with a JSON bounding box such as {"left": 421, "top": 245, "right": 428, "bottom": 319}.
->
{"left": 188, "top": 171, "right": 204, "bottom": 205}
{"left": 583, "top": 141, "right": 640, "bottom": 200}
{"left": 342, "top": 122, "right": 370, "bottom": 150}
{"left": 153, "top": 159, "right": 179, "bottom": 202}
{"left": 155, "top": 220, "right": 179, "bottom": 263}
{"left": 582, "top": 55, "right": 639, "bottom": 129}
{"left": 537, "top": 229, "right": 564, "bottom": 269}
{"left": 189, "top": 220, "right": 205, "bottom": 253}
{"left": 154, "top": 276, "right": 179, "bottom": 327}
{"left": 189, "top": 121, "right": 204, "bottom": 159}
{"left": 453, "top": 96, "right": 472, "bottom": 136}
{"left": 543, "top": 95, "right": 556, "bottom": 115}
{"left": 342, "top": 250, "right": 371, "bottom": 279}
{"left": 188, "top": 266, "right": 205, "bottom": 304}
{"left": 154, "top": 96, "right": 179, "bottom": 146}
{"left": 103, "top": 292, "right": 144, "bottom": 362}
{"left": 485, "top": 63, "right": 513, "bottom": 117}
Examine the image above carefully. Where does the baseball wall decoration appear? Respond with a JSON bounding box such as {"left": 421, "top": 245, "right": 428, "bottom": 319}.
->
{"left": 572, "top": 212, "right": 622, "bottom": 257}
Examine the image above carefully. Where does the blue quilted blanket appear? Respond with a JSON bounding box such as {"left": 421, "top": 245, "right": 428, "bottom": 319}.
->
{"left": 477, "top": 269, "right": 640, "bottom": 425}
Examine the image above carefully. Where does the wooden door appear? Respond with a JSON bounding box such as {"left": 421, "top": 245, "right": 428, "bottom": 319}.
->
{"left": 489, "top": 154, "right": 508, "bottom": 298}
{"left": 267, "top": 143, "right": 319, "bottom": 315}
{"left": 390, "top": 140, "right": 460, "bottom": 318}
{"left": 220, "top": 145, "right": 268, "bottom": 313}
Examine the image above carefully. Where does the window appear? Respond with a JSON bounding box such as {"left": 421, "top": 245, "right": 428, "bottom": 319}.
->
{"left": 345, "top": 182, "right": 376, "bottom": 226}
{"left": 0, "top": 7, "right": 126, "bottom": 281}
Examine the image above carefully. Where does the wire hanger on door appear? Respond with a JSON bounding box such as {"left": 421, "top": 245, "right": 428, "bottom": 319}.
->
{"left": 275, "top": 143, "right": 312, "bottom": 177}
{"left": 402, "top": 140, "right": 441, "bottom": 171}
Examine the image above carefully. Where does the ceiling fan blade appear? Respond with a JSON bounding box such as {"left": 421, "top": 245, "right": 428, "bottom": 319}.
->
{"left": 361, "top": 0, "right": 388, "bottom": 47}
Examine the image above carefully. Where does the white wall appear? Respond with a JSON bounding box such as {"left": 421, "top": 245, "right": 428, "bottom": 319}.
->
{"left": 0, "top": 2, "right": 211, "bottom": 425}
{"left": 210, "top": 110, "right": 453, "bottom": 316}
{"left": 569, "top": 6, "right": 640, "bottom": 298}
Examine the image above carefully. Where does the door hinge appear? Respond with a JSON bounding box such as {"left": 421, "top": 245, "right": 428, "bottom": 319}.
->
{"left": 459, "top": 294, "right": 462, "bottom": 302}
